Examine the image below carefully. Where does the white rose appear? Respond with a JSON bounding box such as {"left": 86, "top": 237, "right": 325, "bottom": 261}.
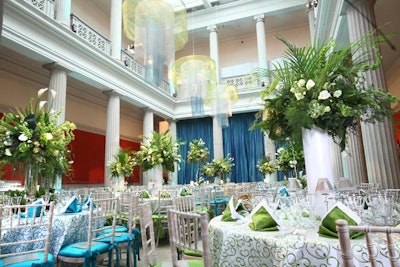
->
{"left": 333, "top": 90, "right": 342, "bottom": 98}
{"left": 306, "top": 79, "right": 315, "bottom": 90}
{"left": 44, "top": 133, "right": 53, "bottom": 140}
{"left": 318, "top": 90, "right": 331, "bottom": 100}
{"left": 297, "top": 79, "right": 306, "bottom": 87}
{"left": 18, "top": 133, "right": 28, "bottom": 142}
{"left": 294, "top": 92, "right": 304, "bottom": 100}
{"left": 5, "top": 149, "right": 12, "bottom": 156}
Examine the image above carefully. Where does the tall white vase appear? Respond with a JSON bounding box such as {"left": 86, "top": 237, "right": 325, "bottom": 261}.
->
{"left": 146, "top": 165, "right": 163, "bottom": 193}
{"left": 302, "top": 126, "right": 334, "bottom": 194}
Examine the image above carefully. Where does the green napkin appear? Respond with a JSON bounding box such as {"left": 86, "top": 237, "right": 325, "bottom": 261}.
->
{"left": 221, "top": 198, "right": 246, "bottom": 222}
{"left": 160, "top": 191, "right": 170, "bottom": 198}
{"left": 318, "top": 206, "right": 364, "bottom": 239}
{"left": 140, "top": 191, "right": 150, "bottom": 198}
{"left": 249, "top": 206, "right": 279, "bottom": 231}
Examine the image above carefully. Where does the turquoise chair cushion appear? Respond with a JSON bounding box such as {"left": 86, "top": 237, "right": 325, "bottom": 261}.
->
{"left": 58, "top": 242, "right": 109, "bottom": 257}
{"left": 0, "top": 252, "right": 54, "bottom": 267}
{"left": 97, "top": 232, "right": 132, "bottom": 243}
{"left": 102, "top": 225, "right": 128, "bottom": 234}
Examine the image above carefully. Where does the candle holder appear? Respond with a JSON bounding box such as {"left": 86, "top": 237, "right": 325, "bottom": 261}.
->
{"left": 315, "top": 178, "right": 334, "bottom": 212}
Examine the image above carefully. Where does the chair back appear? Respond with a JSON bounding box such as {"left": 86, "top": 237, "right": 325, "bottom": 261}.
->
{"left": 89, "top": 197, "right": 118, "bottom": 249}
{"left": 168, "top": 209, "right": 211, "bottom": 267}
{"left": 91, "top": 191, "right": 113, "bottom": 200}
{"left": 173, "top": 196, "right": 196, "bottom": 213}
{"left": 139, "top": 202, "right": 156, "bottom": 266}
{"left": 0, "top": 202, "right": 54, "bottom": 264}
{"left": 119, "top": 192, "right": 139, "bottom": 231}
{"left": 336, "top": 219, "right": 400, "bottom": 267}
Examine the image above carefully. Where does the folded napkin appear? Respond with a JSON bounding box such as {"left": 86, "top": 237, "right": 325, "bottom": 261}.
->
{"left": 21, "top": 199, "right": 43, "bottom": 218}
{"left": 160, "top": 191, "right": 170, "bottom": 198}
{"left": 278, "top": 187, "right": 290, "bottom": 197}
{"left": 179, "top": 188, "right": 192, "bottom": 196}
{"left": 318, "top": 202, "right": 363, "bottom": 239}
{"left": 248, "top": 199, "right": 279, "bottom": 231}
{"left": 221, "top": 197, "right": 247, "bottom": 222}
{"left": 139, "top": 190, "right": 150, "bottom": 198}
{"left": 65, "top": 196, "right": 82, "bottom": 213}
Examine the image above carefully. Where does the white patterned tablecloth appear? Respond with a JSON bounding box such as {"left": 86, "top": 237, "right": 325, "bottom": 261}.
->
{"left": 1, "top": 211, "right": 90, "bottom": 257}
{"left": 209, "top": 215, "right": 400, "bottom": 267}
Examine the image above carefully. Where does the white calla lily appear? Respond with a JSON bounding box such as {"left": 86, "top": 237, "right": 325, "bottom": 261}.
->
{"left": 306, "top": 79, "right": 315, "bottom": 90}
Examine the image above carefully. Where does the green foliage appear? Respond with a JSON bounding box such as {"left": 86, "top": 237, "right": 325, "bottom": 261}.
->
{"left": 133, "top": 131, "right": 183, "bottom": 172}
{"left": 187, "top": 139, "right": 210, "bottom": 164}
{"left": 250, "top": 32, "right": 400, "bottom": 151}
{"left": 0, "top": 88, "right": 76, "bottom": 184}
{"left": 108, "top": 148, "right": 135, "bottom": 178}
{"left": 201, "top": 155, "right": 234, "bottom": 181}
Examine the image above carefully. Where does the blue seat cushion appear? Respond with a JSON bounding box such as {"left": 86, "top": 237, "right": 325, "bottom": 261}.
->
{"left": 97, "top": 232, "right": 132, "bottom": 243}
{"left": 102, "top": 225, "right": 128, "bottom": 234}
{"left": 58, "top": 241, "right": 110, "bottom": 257}
{"left": 0, "top": 252, "right": 54, "bottom": 267}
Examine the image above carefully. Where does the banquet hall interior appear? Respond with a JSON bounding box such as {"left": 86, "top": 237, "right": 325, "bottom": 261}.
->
{"left": 0, "top": 0, "right": 400, "bottom": 266}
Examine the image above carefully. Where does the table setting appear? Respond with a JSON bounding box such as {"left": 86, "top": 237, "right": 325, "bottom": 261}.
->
{"left": 208, "top": 190, "right": 400, "bottom": 267}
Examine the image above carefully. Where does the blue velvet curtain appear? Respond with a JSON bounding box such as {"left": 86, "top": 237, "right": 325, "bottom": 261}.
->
{"left": 176, "top": 117, "right": 213, "bottom": 184}
{"left": 222, "top": 113, "right": 265, "bottom": 183}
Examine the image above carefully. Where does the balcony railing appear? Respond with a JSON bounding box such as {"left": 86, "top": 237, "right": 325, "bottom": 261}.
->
{"left": 121, "top": 50, "right": 145, "bottom": 77}
{"left": 70, "top": 14, "right": 111, "bottom": 56}
{"left": 24, "top": 0, "right": 55, "bottom": 18}
{"left": 221, "top": 74, "right": 265, "bottom": 91}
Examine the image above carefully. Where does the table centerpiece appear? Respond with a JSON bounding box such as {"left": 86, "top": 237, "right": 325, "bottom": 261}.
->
{"left": 0, "top": 88, "right": 76, "bottom": 196}
{"left": 250, "top": 32, "right": 399, "bottom": 192}
{"left": 187, "top": 138, "right": 210, "bottom": 183}
{"left": 201, "top": 154, "right": 234, "bottom": 184}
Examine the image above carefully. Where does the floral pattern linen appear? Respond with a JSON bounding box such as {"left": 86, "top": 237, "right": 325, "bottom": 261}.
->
{"left": 1, "top": 211, "right": 90, "bottom": 257}
{"left": 209, "top": 216, "right": 400, "bottom": 267}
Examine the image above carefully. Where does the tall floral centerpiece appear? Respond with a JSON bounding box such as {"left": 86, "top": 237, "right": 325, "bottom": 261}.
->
{"left": 257, "top": 154, "right": 276, "bottom": 183}
{"left": 251, "top": 32, "right": 399, "bottom": 193}
{"left": 134, "top": 131, "right": 182, "bottom": 191}
{"left": 108, "top": 148, "right": 135, "bottom": 189}
{"left": 201, "top": 155, "right": 234, "bottom": 184}
{"left": 0, "top": 88, "right": 76, "bottom": 196}
{"left": 187, "top": 138, "right": 209, "bottom": 182}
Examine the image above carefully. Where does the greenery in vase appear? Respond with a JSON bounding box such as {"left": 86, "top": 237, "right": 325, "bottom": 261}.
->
{"left": 133, "top": 130, "right": 183, "bottom": 172}
{"left": 187, "top": 139, "right": 209, "bottom": 164}
{"left": 108, "top": 148, "right": 135, "bottom": 178}
{"left": 256, "top": 154, "right": 276, "bottom": 175}
{"left": 0, "top": 88, "right": 76, "bottom": 185}
{"left": 250, "top": 32, "right": 400, "bottom": 151}
{"left": 275, "top": 140, "right": 305, "bottom": 176}
{"left": 201, "top": 155, "right": 234, "bottom": 181}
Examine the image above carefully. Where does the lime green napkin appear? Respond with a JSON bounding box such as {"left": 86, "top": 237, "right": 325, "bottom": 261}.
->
{"left": 221, "top": 198, "right": 247, "bottom": 222}
{"left": 318, "top": 205, "right": 364, "bottom": 239}
{"left": 160, "top": 191, "right": 170, "bottom": 198}
{"left": 140, "top": 190, "right": 150, "bottom": 198}
{"left": 249, "top": 206, "right": 279, "bottom": 231}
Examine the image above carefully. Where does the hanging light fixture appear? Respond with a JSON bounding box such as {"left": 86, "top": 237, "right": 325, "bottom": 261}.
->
{"left": 122, "top": 0, "right": 188, "bottom": 87}
{"left": 171, "top": 55, "right": 218, "bottom": 116}
{"left": 206, "top": 82, "right": 238, "bottom": 127}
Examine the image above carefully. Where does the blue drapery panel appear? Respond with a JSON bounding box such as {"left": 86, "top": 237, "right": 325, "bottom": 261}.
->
{"left": 176, "top": 117, "right": 213, "bottom": 184}
{"left": 222, "top": 112, "right": 265, "bottom": 183}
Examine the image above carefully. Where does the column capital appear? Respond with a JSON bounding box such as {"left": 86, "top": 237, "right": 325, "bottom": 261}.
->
{"left": 253, "top": 14, "right": 265, "bottom": 22}
{"left": 42, "top": 62, "right": 72, "bottom": 73}
{"left": 103, "top": 89, "right": 122, "bottom": 97}
{"left": 207, "top": 24, "right": 218, "bottom": 33}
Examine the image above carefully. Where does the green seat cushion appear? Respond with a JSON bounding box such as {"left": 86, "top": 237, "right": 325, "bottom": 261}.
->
{"left": 154, "top": 259, "right": 204, "bottom": 267}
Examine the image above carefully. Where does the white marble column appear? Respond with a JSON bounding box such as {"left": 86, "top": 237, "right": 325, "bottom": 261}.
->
{"left": 341, "top": 133, "right": 367, "bottom": 186}
{"left": 55, "top": 0, "right": 71, "bottom": 27}
{"left": 307, "top": 4, "right": 316, "bottom": 42}
{"left": 110, "top": 0, "right": 122, "bottom": 60}
{"left": 207, "top": 24, "right": 224, "bottom": 159}
{"left": 142, "top": 109, "right": 154, "bottom": 186}
{"left": 207, "top": 25, "right": 219, "bottom": 81}
{"left": 104, "top": 91, "right": 121, "bottom": 188}
{"left": 347, "top": 0, "right": 400, "bottom": 189}
{"left": 0, "top": 0, "right": 4, "bottom": 37}
{"left": 254, "top": 14, "right": 267, "bottom": 70}
{"left": 168, "top": 120, "right": 178, "bottom": 185}
{"left": 43, "top": 62, "right": 70, "bottom": 124}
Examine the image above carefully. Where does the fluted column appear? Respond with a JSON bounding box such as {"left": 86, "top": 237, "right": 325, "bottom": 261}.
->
{"left": 306, "top": 4, "right": 316, "bottom": 41}
{"left": 168, "top": 120, "right": 178, "bottom": 185}
{"left": 342, "top": 133, "right": 367, "bottom": 186}
{"left": 110, "top": 0, "right": 122, "bottom": 60}
{"left": 142, "top": 109, "right": 154, "bottom": 186}
{"left": 0, "top": 0, "right": 4, "bottom": 37}
{"left": 104, "top": 91, "right": 121, "bottom": 188}
{"left": 254, "top": 14, "right": 267, "bottom": 70}
{"left": 207, "top": 24, "right": 223, "bottom": 159}
{"left": 43, "top": 62, "right": 70, "bottom": 124}
{"left": 347, "top": 0, "right": 400, "bottom": 188}
{"left": 55, "top": 0, "right": 71, "bottom": 27}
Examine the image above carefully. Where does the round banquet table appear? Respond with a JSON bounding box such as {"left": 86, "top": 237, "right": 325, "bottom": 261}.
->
{"left": 208, "top": 215, "right": 400, "bottom": 267}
